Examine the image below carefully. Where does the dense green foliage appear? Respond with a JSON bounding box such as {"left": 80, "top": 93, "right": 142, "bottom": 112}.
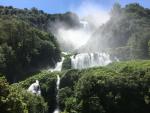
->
{"left": 0, "top": 6, "right": 80, "bottom": 31}
{"left": 62, "top": 56, "right": 72, "bottom": 70}
{"left": 82, "top": 3, "right": 150, "bottom": 60}
{"left": 0, "top": 76, "right": 48, "bottom": 113}
{"left": 0, "top": 17, "right": 61, "bottom": 82}
{"left": 0, "top": 5, "right": 80, "bottom": 113}
{"left": 2, "top": 60, "right": 150, "bottom": 113}
{"left": 18, "top": 71, "right": 60, "bottom": 113}
{"left": 58, "top": 61, "right": 150, "bottom": 113}
{"left": 0, "top": 6, "right": 71, "bottom": 82}
{"left": 107, "top": 60, "right": 150, "bottom": 73}
{"left": 0, "top": 6, "right": 81, "bottom": 52}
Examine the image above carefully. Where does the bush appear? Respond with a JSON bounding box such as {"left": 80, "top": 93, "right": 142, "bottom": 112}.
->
{"left": 58, "top": 62, "right": 150, "bottom": 113}
{"left": 18, "top": 71, "right": 59, "bottom": 113}
{"left": 62, "top": 56, "right": 72, "bottom": 70}
{"left": 0, "top": 18, "right": 61, "bottom": 83}
{"left": 0, "top": 76, "right": 48, "bottom": 113}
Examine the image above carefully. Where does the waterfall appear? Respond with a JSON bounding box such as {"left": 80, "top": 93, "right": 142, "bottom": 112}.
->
{"left": 80, "top": 20, "right": 88, "bottom": 29}
{"left": 48, "top": 57, "right": 63, "bottom": 113}
{"left": 56, "top": 75, "right": 60, "bottom": 90}
{"left": 27, "top": 80, "right": 41, "bottom": 95}
{"left": 53, "top": 75, "right": 60, "bottom": 113}
{"left": 71, "top": 52, "right": 112, "bottom": 69}
{"left": 48, "top": 57, "right": 64, "bottom": 72}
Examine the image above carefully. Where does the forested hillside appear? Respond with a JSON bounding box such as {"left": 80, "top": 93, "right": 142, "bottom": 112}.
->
{"left": 58, "top": 60, "right": 150, "bottom": 113}
{"left": 0, "top": 6, "right": 80, "bottom": 31}
{"left": 6, "top": 60, "right": 149, "bottom": 113}
{"left": 81, "top": 3, "right": 150, "bottom": 60}
{"left": 0, "top": 17, "right": 61, "bottom": 83}
{"left": 0, "top": 76, "right": 48, "bottom": 113}
{"left": 0, "top": 6, "right": 79, "bottom": 83}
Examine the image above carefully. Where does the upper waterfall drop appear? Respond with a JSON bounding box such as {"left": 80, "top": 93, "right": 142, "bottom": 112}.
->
{"left": 71, "top": 52, "right": 112, "bottom": 69}
{"left": 80, "top": 20, "right": 89, "bottom": 29}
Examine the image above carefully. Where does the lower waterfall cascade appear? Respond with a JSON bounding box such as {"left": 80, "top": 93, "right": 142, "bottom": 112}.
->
{"left": 53, "top": 75, "right": 61, "bottom": 113}
{"left": 47, "top": 58, "right": 63, "bottom": 113}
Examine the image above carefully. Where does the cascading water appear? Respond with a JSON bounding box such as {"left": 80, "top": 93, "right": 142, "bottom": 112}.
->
{"left": 56, "top": 75, "right": 60, "bottom": 90}
{"left": 71, "top": 52, "right": 112, "bottom": 69}
{"left": 48, "top": 57, "right": 64, "bottom": 72}
{"left": 27, "top": 80, "right": 41, "bottom": 95}
{"left": 53, "top": 75, "right": 60, "bottom": 113}
{"left": 48, "top": 57, "right": 63, "bottom": 113}
{"left": 80, "top": 20, "right": 89, "bottom": 29}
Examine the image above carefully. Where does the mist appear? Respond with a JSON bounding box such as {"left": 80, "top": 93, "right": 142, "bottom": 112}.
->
{"left": 73, "top": 1, "right": 110, "bottom": 28}
{"left": 57, "top": 28, "right": 90, "bottom": 49}
{"left": 53, "top": 1, "right": 110, "bottom": 52}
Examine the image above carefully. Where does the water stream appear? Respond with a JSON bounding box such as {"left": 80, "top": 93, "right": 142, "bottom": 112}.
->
{"left": 48, "top": 57, "right": 64, "bottom": 72}
{"left": 53, "top": 75, "right": 61, "bottom": 113}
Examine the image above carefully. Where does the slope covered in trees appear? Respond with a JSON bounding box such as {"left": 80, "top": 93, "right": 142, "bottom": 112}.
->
{"left": 81, "top": 3, "right": 150, "bottom": 60}
{"left": 58, "top": 60, "right": 150, "bottom": 113}
{"left": 0, "top": 6, "right": 81, "bottom": 82}
{"left": 0, "top": 76, "right": 48, "bottom": 113}
{"left": 12, "top": 60, "right": 150, "bottom": 113}
{"left": 0, "top": 6, "right": 80, "bottom": 31}
{"left": 0, "top": 5, "right": 81, "bottom": 83}
{"left": 0, "top": 17, "right": 61, "bottom": 83}
{"left": 18, "top": 71, "right": 59, "bottom": 113}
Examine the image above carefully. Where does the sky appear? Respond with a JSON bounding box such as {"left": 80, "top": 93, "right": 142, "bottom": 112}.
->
{"left": 0, "top": 0, "right": 150, "bottom": 14}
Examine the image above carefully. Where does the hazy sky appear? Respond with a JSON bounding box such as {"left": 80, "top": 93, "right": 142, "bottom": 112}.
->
{"left": 0, "top": 0, "right": 150, "bottom": 14}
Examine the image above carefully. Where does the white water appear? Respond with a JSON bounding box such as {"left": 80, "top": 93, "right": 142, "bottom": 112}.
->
{"left": 48, "top": 58, "right": 62, "bottom": 113}
{"left": 27, "top": 80, "right": 41, "bottom": 95}
{"left": 62, "top": 52, "right": 69, "bottom": 55}
{"left": 71, "top": 52, "right": 112, "bottom": 69}
{"left": 53, "top": 75, "right": 61, "bottom": 113}
{"left": 48, "top": 57, "right": 64, "bottom": 72}
{"left": 53, "top": 109, "right": 60, "bottom": 113}
{"left": 80, "top": 20, "right": 89, "bottom": 29}
{"left": 56, "top": 75, "right": 60, "bottom": 90}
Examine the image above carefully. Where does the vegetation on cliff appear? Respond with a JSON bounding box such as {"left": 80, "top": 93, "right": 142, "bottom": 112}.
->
{"left": 82, "top": 3, "right": 150, "bottom": 60}
{"left": 58, "top": 60, "right": 150, "bottom": 113}
{"left": 0, "top": 76, "right": 48, "bottom": 113}
{"left": 0, "top": 17, "right": 61, "bottom": 82}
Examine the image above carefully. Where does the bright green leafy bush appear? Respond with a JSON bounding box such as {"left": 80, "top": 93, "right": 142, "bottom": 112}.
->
{"left": 18, "top": 71, "right": 59, "bottom": 113}
{"left": 0, "top": 76, "right": 48, "bottom": 113}
{"left": 0, "top": 17, "right": 61, "bottom": 82}
{"left": 59, "top": 62, "right": 150, "bottom": 113}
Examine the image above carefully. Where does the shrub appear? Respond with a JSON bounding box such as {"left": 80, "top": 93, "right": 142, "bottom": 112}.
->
{"left": 0, "top": 76, "right": 48, "bottom": 113}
